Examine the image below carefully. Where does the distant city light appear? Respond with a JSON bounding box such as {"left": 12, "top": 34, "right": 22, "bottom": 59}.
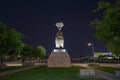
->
{"left": 107, "top": 52, "right": 112, "bottom": 55}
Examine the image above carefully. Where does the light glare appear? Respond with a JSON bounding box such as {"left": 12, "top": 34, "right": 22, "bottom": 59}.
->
{"left": 53, "top": 49, "right": 66, "bottom": 52}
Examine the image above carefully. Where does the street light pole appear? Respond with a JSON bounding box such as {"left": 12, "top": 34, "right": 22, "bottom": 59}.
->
{"left": 88, "top": 43, "right": 95, "bottom": 65}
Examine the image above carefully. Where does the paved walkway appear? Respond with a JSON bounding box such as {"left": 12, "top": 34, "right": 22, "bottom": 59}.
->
{"left": 95, "top": 68, "right": 119, "bottom": 80}
{"left": 72, "top": 63, "right": 120, "bottom": 80}
{"left": 86, "top": 66, "right": 119, "bottom": 80}
{"left": 0, "top": 66, "right": 39, "bottom": 77}
{"left": 99, "top": 63, "right": 120, "bottom": 68}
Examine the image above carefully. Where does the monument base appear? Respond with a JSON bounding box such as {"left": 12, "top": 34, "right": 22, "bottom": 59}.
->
{"left": 47, "top": 49, "right": 71, "bottom": 67}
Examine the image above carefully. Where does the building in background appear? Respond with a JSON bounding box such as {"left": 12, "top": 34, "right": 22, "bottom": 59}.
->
{"left": 94, "top": 52, "right": 112, "bottom": 57}
{"left": 94, "top": 52, "right": 113, "bottom": 59}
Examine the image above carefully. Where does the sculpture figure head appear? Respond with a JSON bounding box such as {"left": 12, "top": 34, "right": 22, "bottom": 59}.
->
{"left": 56, "top": 22, "right": 64, "bottom": 31}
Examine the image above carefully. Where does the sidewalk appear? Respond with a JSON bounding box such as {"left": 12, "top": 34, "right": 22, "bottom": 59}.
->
{"left": 95, "top": 68, "right": 119, "bottom": 80}
{"left": 87, "top": 66, "right": 119, "bottom": 80}
{"left": 0, "top": 66, "right": 39, "bottom": 77}
{"left": 72, "top": 63, "right": 120, "bottom": 80}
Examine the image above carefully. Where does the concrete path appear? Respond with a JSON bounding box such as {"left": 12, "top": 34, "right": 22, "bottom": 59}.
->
{"left": 95, "top": 68, "right": 119, "bottom": 80}
{"left": 72, "top": 63, "right": 120, "bottom": 80}
{"left": 99, "top": 63, "right": 120, "bottom": 68}
{"left": 0, "top": 66, "right": 39, "bottom": 77}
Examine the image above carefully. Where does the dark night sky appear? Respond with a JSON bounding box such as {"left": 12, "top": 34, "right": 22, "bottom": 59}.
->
{"left": 0, "top": 0, "right": 115, "bottom": 58}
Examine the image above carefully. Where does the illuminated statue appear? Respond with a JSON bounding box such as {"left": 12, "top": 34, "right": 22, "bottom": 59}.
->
{"left": 55, "top": 22, "right": 64, "bottom": 48}
{"left": 47, "top": 22, "right": 71, "bottom": 67}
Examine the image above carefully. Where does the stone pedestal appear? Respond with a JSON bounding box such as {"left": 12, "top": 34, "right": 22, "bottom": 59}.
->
{"left": 47, "top": 49, "right": 71, "bottom": 67}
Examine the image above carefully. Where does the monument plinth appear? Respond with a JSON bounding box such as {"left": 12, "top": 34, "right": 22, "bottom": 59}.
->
{"left": 47, "top": 22, "right": 71, "bottom": 67}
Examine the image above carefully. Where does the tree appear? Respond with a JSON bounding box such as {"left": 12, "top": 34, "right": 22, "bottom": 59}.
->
{"left": 0, "top": 23, "right": 23, "bottom": 64}
{"left": 21, "top": 44, "right": 33, "bottom": 65}
{"left": 6, "top": 27, "right": 23, "bottom": 57}
{"left": 90, "top": 0, "right": 120, "bottom": 56}
{"left": 34, "top": 45, "right": 46, "bottom": 62}
{"left": 0, "top": 23, "right": 8, "bottom": 64}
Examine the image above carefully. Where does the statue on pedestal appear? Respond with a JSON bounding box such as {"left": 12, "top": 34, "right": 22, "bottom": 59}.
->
{"left": 47, "top": 22, "right": 71, "bottom": 67}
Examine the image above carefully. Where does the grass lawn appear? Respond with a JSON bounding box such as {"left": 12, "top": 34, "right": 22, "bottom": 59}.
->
{"left": 92, "top": 66, "right": 120, "bottom": 75}
{"left": 0, "top": 66, "right": 105, "bottom": 80}
{"left": 0, "top": 66, "right": 27, "bottom": 72}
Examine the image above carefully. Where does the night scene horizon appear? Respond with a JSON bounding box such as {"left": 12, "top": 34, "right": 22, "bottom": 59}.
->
{"left": 0, "top": 0, "right": 115, "bottom": 58}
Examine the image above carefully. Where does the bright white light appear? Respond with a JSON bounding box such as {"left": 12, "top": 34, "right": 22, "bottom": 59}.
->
{"left": 107, "top": 52, "right": 112, "bottom": 55}
{"left": 53, "top": 49, "right": 66, "bottom": 52}
{"left": 88, "top": 43, "right": 92, "bottom": 46}
{"left": 53, "top": 49, "right": 58, "bottom": 52}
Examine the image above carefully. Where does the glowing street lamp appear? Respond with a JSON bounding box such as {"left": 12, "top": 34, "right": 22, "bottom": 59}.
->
{"left": 88, "top": 42, "right": 95, "bottom": 64}
{"left": 88, "top": 43, "right": 94, "bottom": 54}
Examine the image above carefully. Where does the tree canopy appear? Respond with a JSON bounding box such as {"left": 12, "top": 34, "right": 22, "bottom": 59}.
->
{"left": 90, "top": 0, "right": 120, "bottom": 55}
{"left": 0, "top": 23, "right": 47, "bottom": 65}
{"left": 20, "top": 44, "right": 33, "bottom": 64}
{"left": 34, "top": 45, "right": 46, "bottom": 58}
{"left": 0, "top": 23, "right": 23, "bottom": 64}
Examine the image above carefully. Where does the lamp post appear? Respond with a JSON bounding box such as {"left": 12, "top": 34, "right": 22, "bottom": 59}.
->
{"left": 88, "top": 42, "right": 95, "bottom": 64}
